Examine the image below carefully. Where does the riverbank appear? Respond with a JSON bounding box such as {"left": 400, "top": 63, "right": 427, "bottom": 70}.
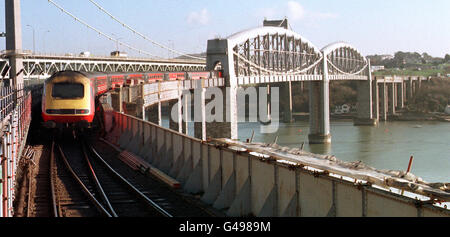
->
{"left": 292, "top": 112, "right": 450, "bottom": 122}
{"left": 391, "top": 112, "right": 450, "bottom": 122}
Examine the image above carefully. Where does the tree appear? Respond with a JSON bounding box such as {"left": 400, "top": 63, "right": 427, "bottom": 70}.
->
{"left": 445, "top": 54, "right": 450, "bottom": 62}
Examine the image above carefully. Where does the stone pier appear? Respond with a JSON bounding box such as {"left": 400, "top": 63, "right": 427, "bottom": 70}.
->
{"left": 379, "top": 83, "right": 388, "bottom": 121}
{"left": 388, "top": 83, "right": 396, "bottom": 115}
{"left": 354, "top": 76, "right": 377, "bottom": 126}
{"left": 308, "top": 78, "right": 331, "bottom": 144}
{"left": 279, "top": 81, "right": 293, "bottom": 123}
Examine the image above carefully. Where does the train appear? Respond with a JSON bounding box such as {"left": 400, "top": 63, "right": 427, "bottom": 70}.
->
{"left": 42, "top": 70, "right": 221, "bottom": 129}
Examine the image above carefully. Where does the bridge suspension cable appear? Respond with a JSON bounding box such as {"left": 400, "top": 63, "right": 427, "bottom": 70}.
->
{"left": 87, "top": 0, "right": 206, "bottom": 61}
{"left": 47, "top": 0, "right": 161, "bottom": 58}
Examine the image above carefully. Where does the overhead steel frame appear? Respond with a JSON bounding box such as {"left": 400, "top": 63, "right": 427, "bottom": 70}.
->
{"left": 19, "top": 57, "right": 206, "bottom": 80}
{"left": 0, "top": 57, "right": 206, "bottom": 80}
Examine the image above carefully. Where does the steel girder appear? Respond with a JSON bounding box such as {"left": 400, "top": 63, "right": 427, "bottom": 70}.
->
{"left": 1, "top": 57, "right": 206, "bottom": 80}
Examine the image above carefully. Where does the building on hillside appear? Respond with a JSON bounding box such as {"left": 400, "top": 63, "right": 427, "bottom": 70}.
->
{"left": 445, "top": 105, "right": 450, "bottom": 115}
{"left": 333, "top": 104, "right": 351, "bottom": 114}
{"left": 371, "top": 65, "right": 385, "bottom": 72}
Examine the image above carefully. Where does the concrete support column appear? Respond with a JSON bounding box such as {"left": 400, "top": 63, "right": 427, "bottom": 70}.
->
{"left": 379, "top": 83, "right": 387, "bottom": 121}
{"left": 110, "top": 87, "right": 123, "bottom": 113}
{"left": 206, "top": 38, "right": 238, "bottom": 140}
{"left": 308, "top": 59, "right": 331, "bottom": 144}
{"left": 205, "top": 86, "right": 237, "bottom": 139}
{"left": 415, "top": 78, "right": 421, "bottom": 93}
{"left": 5, "top": 0, "right": 24, "bottom": 90}
{"left": 168, "top": 99, "right": 181, "bottom": 132}
{"left": 280, "top": 81, "right": 293, "bottom": 123}
{"left": 194, "top": 85, "right": 206, "bottom": 140}
{"left": 407, "top": 78, "right": 414, "bottom": 101}
{"left": 354, "top": 79, "right": 377, "bottom": 126}
{"left": 181, "top": 92, "right": 189, "bottom": 134}
{"left": 372, "top": 80, "right": 380, "bottom": 122}
{"left": 147, "top": 103, "right": 161, "bottom": 126}
{"left": 397, "top": 82, "right": 404, "bottom": 109}
{"left": 393, "top": 83, "right": 398, "bottom": 109}
{"left": 388, "top": 83, "right": 396, "bottom": 115}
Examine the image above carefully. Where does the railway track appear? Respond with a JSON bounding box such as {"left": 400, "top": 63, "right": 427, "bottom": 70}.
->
{"left": 48, "top": 135, "right": 172, "bottom": 217}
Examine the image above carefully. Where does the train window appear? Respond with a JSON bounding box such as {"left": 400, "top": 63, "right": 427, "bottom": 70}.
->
{"left": 52, "top": 83, "right": 84, "bottom": 99}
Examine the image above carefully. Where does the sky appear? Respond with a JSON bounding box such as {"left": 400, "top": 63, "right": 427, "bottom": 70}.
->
{"left": 0, "top": 0, "right": 449, "bottom": 58}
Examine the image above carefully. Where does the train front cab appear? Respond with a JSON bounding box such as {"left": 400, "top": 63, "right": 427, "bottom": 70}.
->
{"left": 42, "top": 72, "right": 95, "bottom": 129}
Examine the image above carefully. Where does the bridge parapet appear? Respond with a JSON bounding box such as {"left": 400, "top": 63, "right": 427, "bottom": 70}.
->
{"left": 103, "top": 110, "right": 450, "bottom": 217}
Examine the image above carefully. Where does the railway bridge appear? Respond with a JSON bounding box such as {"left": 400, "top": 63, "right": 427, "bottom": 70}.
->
{"left": 1, "top": 0, "right": 448, "bottom": 217}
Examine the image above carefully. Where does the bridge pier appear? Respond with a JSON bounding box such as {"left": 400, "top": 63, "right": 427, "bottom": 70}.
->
{"left": 308, "top": 80, "right": 331, "bottom": 144}
{"left": 415, "top": 78, "right": 421, "bottom": 93}
{"left": 406, "top": 77, "right": 414, "bottom": 101}
{"left": 147, "top": 103, "right": 161, "bottom": 126}
{"left": 397, "top": 82, "right": 405, "bottom": 109}
{"left": 372, "top": 80, "right": 380, "bottom": 122}
{"left": 5, "top": 0, "right": 24, "bottom": 91}
{"left": 308, "top": 55, "right": 331, "bottom": 144}
{"left": 388, "top": 83, "right": 396, "bottom": 116}
{"left": 354, "top": 73, "right": 377, "bottom": 126}
{"left": 169, "top": 99, "right": 182, "bottom": 133}
{"left": 379, "top": 82, "right": 388, "bottom": 121}
{"left": 279, "top": 81, "right": 294, "bottom": 123}
{"left": 194, "top": 86, "right": 206, "bottom": 140}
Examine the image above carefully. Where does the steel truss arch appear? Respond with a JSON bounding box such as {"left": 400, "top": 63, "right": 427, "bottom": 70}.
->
{"left": 227, "top": 27, "right": 323, "bottom": 77}
{"left": 322, "top": 42, "right": 369, "bottom": 77}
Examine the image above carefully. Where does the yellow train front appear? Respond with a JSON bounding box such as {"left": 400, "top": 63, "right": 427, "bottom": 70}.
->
{"left": 42, "top": 71, "right": 95, "bottom": 129}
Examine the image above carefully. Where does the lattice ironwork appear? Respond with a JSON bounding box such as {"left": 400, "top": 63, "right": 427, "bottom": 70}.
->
{"left": 322, "top": 42, "right": 368, "bottom": 76}
{"left": 228, "top": 27, "right": 323, "bottom": 77}
{"left": 0, "top": 56, "right": 206, "bottom": 80}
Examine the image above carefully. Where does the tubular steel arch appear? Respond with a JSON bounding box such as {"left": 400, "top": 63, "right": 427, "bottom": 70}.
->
{"left": 227, "top": 27, "right": 323, "bottom": 77}
{"left": 321, "top": 42, "right": 369, "bottom": 77}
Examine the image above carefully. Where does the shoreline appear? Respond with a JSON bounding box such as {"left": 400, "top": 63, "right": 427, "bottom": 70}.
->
{"left": 292, "top": 112, "right": 450, "bottom": 122}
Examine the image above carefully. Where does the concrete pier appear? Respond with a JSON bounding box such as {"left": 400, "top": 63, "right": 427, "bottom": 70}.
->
{"left": 407, "top": 77, "right": 414, "bottom": 101}
{"left": 354, "top": 79, "right": 377, "bottom": 126}
{"left": 169, "top": 100, "right": 181, "bottom": 133}
{"left": 147, "top": 103, "right": 161, "bottom": 126}
{"left": 308, "top": 80, "right": 331, "bottom": 144}
{"left": 397, "top": 82, "right": 404, "bottom": 109}
{"left": 5, "top": 0, "right": 24, "bottom": 90}
{"left": 388, "top": 83, "right": 396, "bottom": 115}
{"left": 308, "top": 56, "right": 331, "bottom": 144}
{"left": 279, "top": 81, "right": 293, "bottom": 123}
{"left": 379, "top": 83, "right": 387, "bottom": 121}
{"left": 372, "top": 80, "right": 380, "bottom": 122}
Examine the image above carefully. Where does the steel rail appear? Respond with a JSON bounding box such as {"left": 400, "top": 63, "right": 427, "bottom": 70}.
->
{"left": 80, "top": 143, "right": 119, "bottom": 217}
{"left": 88, "top": 145, "right": 173, "bottom": 217}
{"left": 49, "top": 141, "right": 59, "bottom": 217}
{"left": 56, "top": 143, "right": 112, "bottom": 217}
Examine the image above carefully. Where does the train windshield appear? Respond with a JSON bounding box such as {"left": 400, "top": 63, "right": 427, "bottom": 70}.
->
{"left": 52, "top": 83, "right": 84, "bottom": 99}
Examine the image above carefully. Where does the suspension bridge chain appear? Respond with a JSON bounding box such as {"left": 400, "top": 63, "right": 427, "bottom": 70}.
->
{"left": 47, "top": 0, "right": 161, "bottom": 58}
{"left": 87, "top": 0, "right": 206, "bottom": 60}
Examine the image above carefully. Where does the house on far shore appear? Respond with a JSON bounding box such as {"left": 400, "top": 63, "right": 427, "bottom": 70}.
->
{"left": 445, "top": 105, "right": 450, "bottom": 115}
{"left": 333, "top": 104, "right": 351, "bottom": 114}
